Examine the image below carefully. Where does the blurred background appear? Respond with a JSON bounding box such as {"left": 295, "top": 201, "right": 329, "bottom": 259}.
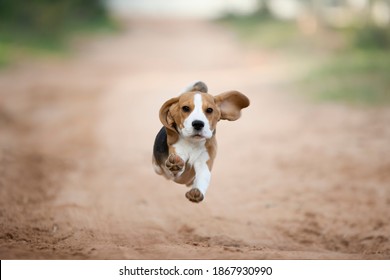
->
{"left": 1, "top": 0, "right": 390, "bottom": 259}
{"left": 1, "top": 0, "right": 389, "bottom": 103}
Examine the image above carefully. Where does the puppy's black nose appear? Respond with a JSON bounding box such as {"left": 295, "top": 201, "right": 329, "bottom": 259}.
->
{"left": 192, "top": 120, "right": 204, "bottom": 131}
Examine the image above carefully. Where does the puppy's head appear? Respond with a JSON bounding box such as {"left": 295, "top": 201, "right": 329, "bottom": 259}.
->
{"left": 159, "top": 81, "right": 250, "bottom": 142}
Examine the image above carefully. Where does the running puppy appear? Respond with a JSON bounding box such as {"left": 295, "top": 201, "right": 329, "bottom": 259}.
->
{"left": 153, "top": 81, "right": 250, "bottom": 203}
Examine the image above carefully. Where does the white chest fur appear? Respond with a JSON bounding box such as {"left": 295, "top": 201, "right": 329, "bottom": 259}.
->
{"left": 173, "top": 137, "right": 209, "bottom": 166}
{"left": 173, "top": 137, "right": 211, "bottom": 196}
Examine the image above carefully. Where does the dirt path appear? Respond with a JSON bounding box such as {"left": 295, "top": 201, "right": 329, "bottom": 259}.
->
{"left": 1, "top": 18, "right": 390, "bottom": 259}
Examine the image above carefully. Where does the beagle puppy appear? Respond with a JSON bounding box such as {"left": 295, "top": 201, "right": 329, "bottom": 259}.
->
{"left": 153, "top": 81, "right": 250, "bottom": 203}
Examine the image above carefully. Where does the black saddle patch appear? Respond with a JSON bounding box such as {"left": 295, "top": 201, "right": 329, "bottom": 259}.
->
{"left": 153, "top": 127, "right": 169, "bottom": 165}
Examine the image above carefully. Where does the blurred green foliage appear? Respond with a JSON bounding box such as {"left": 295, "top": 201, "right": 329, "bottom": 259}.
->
{"left": 218, "top": 14, "right": 302, "bottom": 49}
{"left": 352, "top": 25, "right": 390, "bottom": 50}
{"left": 303, "top": 51, "right": 390, "bottom": 105}
{"left": 0, "top": 0, "right": 107, "bottom": 34}
{"left": 307, "top": 23, "right": 390, "bottom": 105}
{"left": 0, "top": 0, "right": 117, "bottom": 66}
{"left": 218, "top": 3, "right": 390, "bottom": 106}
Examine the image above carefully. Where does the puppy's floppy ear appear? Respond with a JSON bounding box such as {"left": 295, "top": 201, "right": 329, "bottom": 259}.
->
{"left": 214, "top": 91, "right": 250, "bottom": 121}
{"left": 159, "top": 97, "right": 179, "bottom": 130}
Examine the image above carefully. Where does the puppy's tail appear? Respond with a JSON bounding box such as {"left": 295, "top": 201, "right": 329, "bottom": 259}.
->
{"left": 182, "top": 81, "right": 208, "bottom": 93}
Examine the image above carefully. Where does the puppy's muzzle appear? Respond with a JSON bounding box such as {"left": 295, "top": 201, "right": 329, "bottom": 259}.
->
{"left": 192, "top": 120, "right": 205, "bottom": 131}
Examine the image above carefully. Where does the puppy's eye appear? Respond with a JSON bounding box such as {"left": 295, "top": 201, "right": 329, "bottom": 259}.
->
{"left": 206, "top": 108, "right": 213, "bottom": 114}
{"left": 182, "top": 106, "right": 190, "bottom": 112}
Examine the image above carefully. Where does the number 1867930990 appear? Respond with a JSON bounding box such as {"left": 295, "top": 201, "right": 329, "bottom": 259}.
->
{"left": 212, "top": 266, "right": 272, "bottom": 276}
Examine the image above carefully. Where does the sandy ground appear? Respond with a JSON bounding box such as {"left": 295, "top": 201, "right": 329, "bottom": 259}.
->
{"left": 1, "top": 19, "right": 390, "bottom": 260}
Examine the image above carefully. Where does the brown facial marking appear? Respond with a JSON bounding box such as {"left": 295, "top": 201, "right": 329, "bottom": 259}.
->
{"left": 168, "top": 92, "right": 196, "bottom": 130}
{"left": 200, "top": 92, "right": 220, "bottom": 132}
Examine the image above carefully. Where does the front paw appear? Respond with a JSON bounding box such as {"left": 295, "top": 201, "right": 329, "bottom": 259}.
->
{"left": 165, "top": 154, "right": 185, "bottom": 175}
{"left": 185, "top": 188, "right": 204, "bottom": 203}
